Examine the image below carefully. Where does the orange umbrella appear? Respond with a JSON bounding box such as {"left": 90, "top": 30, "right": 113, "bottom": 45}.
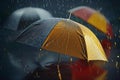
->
{"left": 41, "top": 18, "right": 107, "bottom": 61}
{"left": 17, "top": 18, "right": 108, "bottom": 80}
{"left": 69, "top": 6, "right": 114, "bottom": 38}
{"left": 17, "top": 18, "right": 107, "bottom": 61}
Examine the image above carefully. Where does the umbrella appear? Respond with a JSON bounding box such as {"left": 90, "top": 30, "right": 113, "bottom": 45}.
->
{"left": 70, "top": 59, "right": 107, "bottom": 80}
{"left": 1, "top": 7, "right": 53, "bottom": 42}
{"left": 4, "top": 7, "right": 53, "bottom": 31}
{"left": 16, "top": 18, "right": 108, "bottom": 80}
{"left": 69, "top": 6, "right": 113, "bottom": 38}
{"left": 16, "top": 18, "right": 107, "bottom": 61}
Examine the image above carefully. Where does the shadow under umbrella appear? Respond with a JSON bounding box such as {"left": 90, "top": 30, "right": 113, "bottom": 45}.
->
{"left": 3, "top": 41, "right": 70, "bottom": 80}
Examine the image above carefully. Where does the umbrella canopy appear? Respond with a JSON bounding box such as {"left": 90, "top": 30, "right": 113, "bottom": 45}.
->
{"left": 69, "top": 6, "right": 113, "bottom": 38}
{"left": 16, "top": 18, "right": 107, "bottom": 62}
{"left": 4, "top": 7, "right": 53, "bottom": 31}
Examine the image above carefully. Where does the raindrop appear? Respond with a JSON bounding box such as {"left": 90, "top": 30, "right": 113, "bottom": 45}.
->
{"left": 108, "top": 46, "right": 111, "bottom": 50}
{"left": 117, "top": 56, "right": 119, "bottom": 58}
{"left": 116, "top": 61, "right": 119, "bottom": 69}
{"left": 114, "top": 42, "right": 117, "bottom": 46}
{"left": 114, "top": 34, "right": 117, "bottom": 37}
{"left": 70, "top": 57, "right": 73, "bottom": 62}
{"left": 40, "top": 49, "right": 42, "bottom": 51}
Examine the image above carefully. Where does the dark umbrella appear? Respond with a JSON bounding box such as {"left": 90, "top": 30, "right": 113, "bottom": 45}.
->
{"left": 1, "top": 7, "right": 53, "bottom": 42}
{"left": 4, "top": 7, "right": 53, "bottom": 31}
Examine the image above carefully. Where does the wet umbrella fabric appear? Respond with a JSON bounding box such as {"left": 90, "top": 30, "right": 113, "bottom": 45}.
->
{"left": 4, "top": 7, "right": 53, "bottom": 31}
{"left": 69, "top": 6, "right": 113, "bottom": 38}
{"left": 16, "top": 18, "right": 107, "bottom": 61}
{"left": 1, "top": 7, "right": 53, "bottom": 42}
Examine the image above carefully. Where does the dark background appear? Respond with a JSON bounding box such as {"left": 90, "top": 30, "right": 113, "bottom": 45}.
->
{"left": 0, "top": 0, "right": 120, "bottom": 80}
{"left": 0, "top": 0, "right": 120, "bottom": 26}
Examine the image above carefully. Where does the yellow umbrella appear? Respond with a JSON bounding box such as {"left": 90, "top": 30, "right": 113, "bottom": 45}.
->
{"left": 16, "top": 18, "right": 107, "bottom": 62}
{"left": 41, "top": 18, "right": 107, "bottom": 62}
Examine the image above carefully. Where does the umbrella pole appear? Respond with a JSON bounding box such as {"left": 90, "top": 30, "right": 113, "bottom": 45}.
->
{"left": 57, "top": 54, "right": 62, "bottom": 80}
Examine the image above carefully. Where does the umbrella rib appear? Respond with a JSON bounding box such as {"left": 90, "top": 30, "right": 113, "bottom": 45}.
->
{"left": 78, "top": 34, "right": 87, "bottom": 59}
{"left": 75, "top": 25, "right": 87, "bottom": 59}
{"left": 65, "top": 30, "right": 70, "bottom": 55}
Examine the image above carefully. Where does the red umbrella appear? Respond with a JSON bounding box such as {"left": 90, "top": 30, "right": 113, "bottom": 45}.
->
{"left": 101, "top": 39, "right": 112, "bottom": 58}
{"left": 70, "top": 59, "right": 107, "bottom": 80}
{"left": 69, "top": 6, "right": 114, "bottom": 38}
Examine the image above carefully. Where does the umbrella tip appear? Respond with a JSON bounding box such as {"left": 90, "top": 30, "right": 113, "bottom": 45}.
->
{"left": 68, "top": 12, "right": 72, "bottom": 20}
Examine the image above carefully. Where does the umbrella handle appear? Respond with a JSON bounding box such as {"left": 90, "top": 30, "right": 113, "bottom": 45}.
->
{"left": 57, "top": 64, "right": 62, "bottom": 80}
{"left": 57, "top": 54, "right": 62, "bottom": 80}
